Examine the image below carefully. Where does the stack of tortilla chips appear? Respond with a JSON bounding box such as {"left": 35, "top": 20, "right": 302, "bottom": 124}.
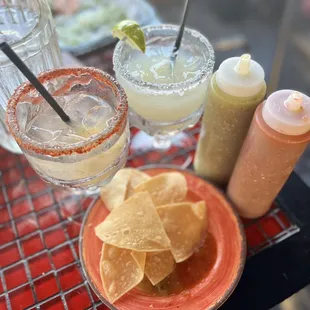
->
{"left": 95, "top": 168, "right": 208, "bottom": 303}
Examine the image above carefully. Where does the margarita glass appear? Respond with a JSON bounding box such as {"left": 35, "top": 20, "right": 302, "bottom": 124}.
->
{"left": 113, "top": 24, "right": 214, "bottom": 163}
{"left": 6, "top": 67, "right": 129, "bottom": 190}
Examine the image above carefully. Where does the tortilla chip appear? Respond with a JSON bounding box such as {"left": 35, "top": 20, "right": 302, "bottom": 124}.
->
{"left": 157, "top": 201, "right": 207, "bottom": 263}
{"left": 100, "top": 168, "right": 150, "bottom": 211}
{"left": 120, "top": 168, "right": 151, "bottom": 198}
{"left": 100, "top": 174, "right": 128, "bottom": 211}
{"left": 131, "top": 251, "right": 146, "bottom": 272}
{"left": 134, "top": 172, "right": 187, "bottom": 206}
{"left": 100, "top": 244, "right": 145, "bottom": 304}
{"left": 95, "top": 192, "right": 171, "bottom": 252}
{"left": 145, "top": 251, "right": 175, "bottom": 285}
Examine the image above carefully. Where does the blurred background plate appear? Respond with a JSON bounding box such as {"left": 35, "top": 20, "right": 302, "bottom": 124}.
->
{"left": 52, "top": 0, "right": 161, "bottom": 55}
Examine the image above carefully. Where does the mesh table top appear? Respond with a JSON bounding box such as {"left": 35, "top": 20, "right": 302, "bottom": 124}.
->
{"left": 0, "top": 126, "right": 299, "bottom": 310}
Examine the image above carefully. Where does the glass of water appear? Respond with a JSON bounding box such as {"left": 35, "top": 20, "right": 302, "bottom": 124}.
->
{"left": 113, "top": 25, "right": 214, "bottom": 166}
{"left": 0, "top": 0, "right": 62, "bottom": 154}
{"left": 6, "top": 67, "right": 129, "bottom": 190}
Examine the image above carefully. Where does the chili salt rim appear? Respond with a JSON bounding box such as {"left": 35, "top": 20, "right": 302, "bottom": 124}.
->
{"left": 6, "top": 67, "right": 128, "bottom": 157}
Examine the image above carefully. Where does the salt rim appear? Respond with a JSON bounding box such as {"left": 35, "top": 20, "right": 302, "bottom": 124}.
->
{"left": 113, "top": 24, "right": 215, "bottom": 95}
{"left": 6, "top": 67, "right": 128, "bottom": 157}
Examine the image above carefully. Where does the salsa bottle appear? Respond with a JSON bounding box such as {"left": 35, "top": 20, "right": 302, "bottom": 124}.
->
{"left": 227, "top": 90, "right": 310, "bottom": 218}
{"left": 194, "top": 54, "right": 266, "bottom": 187}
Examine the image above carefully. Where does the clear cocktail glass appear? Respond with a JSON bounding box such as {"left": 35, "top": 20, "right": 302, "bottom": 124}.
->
{"left": 113, "top": 24, "right": 214, "bottom": 166}
{"left": 6, "top": 67, "right": 129, "bottom": 191}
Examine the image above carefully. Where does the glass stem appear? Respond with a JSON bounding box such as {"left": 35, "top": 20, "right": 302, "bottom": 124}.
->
{"left": 152, "top": 135, "right": 172, "bottom": 150}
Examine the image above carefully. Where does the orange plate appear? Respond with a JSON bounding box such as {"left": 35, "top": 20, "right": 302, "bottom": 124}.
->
{"left": 80, "top": 167, "right": 246, "bottom": 310}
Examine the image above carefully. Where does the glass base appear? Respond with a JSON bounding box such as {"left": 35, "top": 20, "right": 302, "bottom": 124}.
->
{"left": 0, "top": 125, "right": 22, "bottom": 154}
{"left": 52, "top": 185, "right": 100, "bottom": 223}
{"left": 129, "top": 131, "right": 195, "bottom": 169}
{"left": 71, "top": 187, "right": 100, "bottom": 196}
{"left": 0, "top": 140, "right": 22, "bottom": 154}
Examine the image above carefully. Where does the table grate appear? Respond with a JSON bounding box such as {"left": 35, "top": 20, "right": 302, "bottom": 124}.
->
{"left": 0, "top": 127, "right": 300, "bottom": 310}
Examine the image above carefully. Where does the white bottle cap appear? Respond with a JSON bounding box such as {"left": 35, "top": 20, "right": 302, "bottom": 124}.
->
{"left": 262, "top": 89, "right": 310, "bottom": 136}
{"left": 216, "top": 54, "right": 265, "bottom": 97}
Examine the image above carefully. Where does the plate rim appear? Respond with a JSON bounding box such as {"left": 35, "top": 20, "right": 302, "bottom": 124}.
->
{"left": 79, "top": 165, "right": 246, "bottom": 310}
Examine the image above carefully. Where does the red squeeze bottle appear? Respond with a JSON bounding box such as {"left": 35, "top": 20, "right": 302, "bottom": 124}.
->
{"left": 227, "top": 90, "right": 310, "bottom": 219}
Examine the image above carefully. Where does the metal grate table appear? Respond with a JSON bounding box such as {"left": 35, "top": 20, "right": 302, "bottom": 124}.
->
{"left": 0, "top": 126, "right": 300, "bottom": 310}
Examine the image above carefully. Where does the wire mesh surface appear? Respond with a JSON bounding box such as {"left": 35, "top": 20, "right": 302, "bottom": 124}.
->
{"left": 0, "top": 127, "right": 300, "bottom": 310}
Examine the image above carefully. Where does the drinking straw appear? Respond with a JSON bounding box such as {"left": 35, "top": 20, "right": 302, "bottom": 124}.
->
{"left": 0, "top": 42, "right": 71, "bottom": 123}
{"left": 170, "top": 0, "right": 190, "bottom": 61}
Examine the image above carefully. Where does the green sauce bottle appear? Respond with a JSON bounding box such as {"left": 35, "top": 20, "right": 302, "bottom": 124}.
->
{"left": 194, "top": 54, "right": 266, "bottom": 187}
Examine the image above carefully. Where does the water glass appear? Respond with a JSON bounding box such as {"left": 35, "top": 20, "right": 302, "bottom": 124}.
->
{"left": 0, "top": 0, "right": 62, "bottom": 153}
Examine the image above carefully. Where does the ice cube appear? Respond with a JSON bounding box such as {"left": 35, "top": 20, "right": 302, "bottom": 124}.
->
{"left": 27, "top": 125, "right": 57, "bottom": 143}
{"left": 39, "top": 96, "right": 66, "bottom": 115}
{"left": 25, "top": 102, "right": 68, "bottom": 143}
{"left": 24, "top": 92, "right": 115, "bottom": 145}
{"left": 27, "top": 118, "right": 66, "bottom": 143}
{"left": 54, "top": 132, "right": 87, "bottom": 145}
{"left": 82, "top": 103, "right": 114, "bottom": 134}
{"left": 16, "top": 102, "right": 33, "bottom": 132}
{"left": 63, "top": 92, "right": 115, "bottom": 134}
{"left": 149, "top": 58, "right": 173, "bottom": 82}
{"left": 64, "top": 93, "right": 100, "bottom": 124}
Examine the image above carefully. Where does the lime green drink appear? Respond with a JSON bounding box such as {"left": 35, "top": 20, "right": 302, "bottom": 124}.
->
{"left": 117, "top": 46, "right": 208, "bottom": 123}
{"left": 113, "top": 24, "right": 214, "bottom": 147}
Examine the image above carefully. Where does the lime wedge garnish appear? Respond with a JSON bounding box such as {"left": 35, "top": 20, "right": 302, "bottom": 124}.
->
{"left": 112, "top": 20, "right": 146, "bottom": 53}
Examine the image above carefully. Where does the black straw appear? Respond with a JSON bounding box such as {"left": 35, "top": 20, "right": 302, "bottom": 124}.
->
{"left": 171, "top": 0, "right": 190, "bottom": 60}
{"left": 0, "top": 42, "right": 71, "bottom": 123}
